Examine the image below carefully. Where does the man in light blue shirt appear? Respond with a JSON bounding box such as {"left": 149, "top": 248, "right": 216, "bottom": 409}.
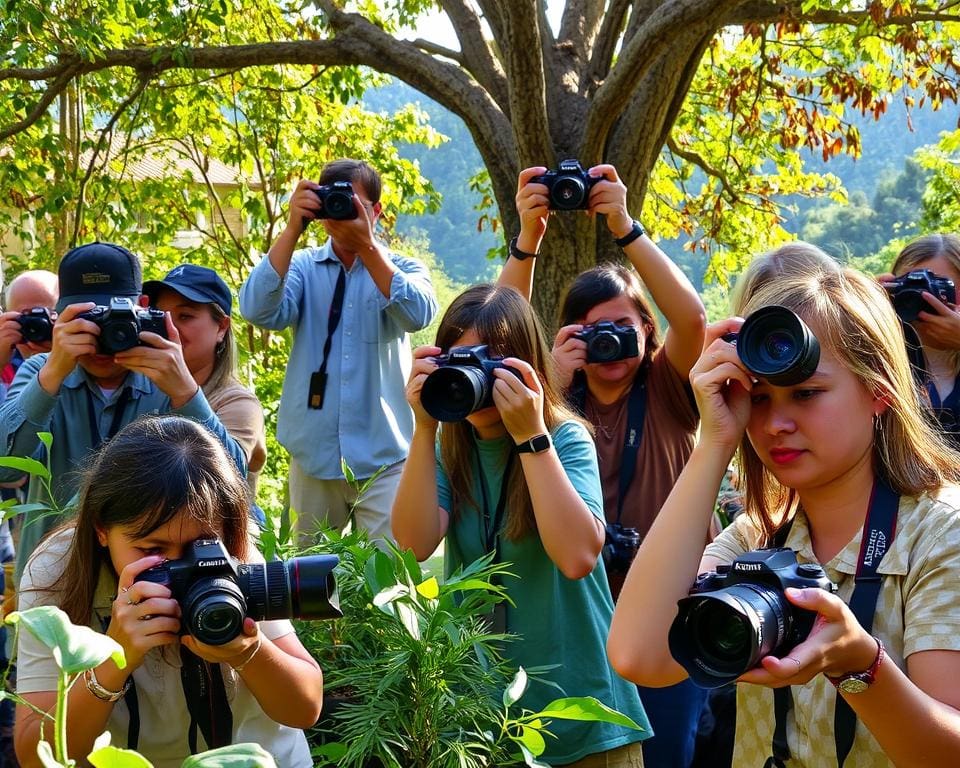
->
{"left": 240, "top": 159, "right": 437, "bottom": 544}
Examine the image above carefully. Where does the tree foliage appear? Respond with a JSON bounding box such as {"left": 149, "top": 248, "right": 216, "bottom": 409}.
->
{"left": 2, "top": 0, "right": 960, "bottom": 314}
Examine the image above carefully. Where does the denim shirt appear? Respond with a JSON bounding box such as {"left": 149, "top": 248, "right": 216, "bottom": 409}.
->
{"left": 239, "top": 241, "right": 437, "bottom": 479}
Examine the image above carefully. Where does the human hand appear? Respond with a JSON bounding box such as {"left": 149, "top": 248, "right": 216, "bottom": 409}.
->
{"left": 552, "top": 324, "right": 587, "bottom": 389}
{"left": 323, "top": 194, "right": 378, "bottom": 259}
{"left": 284, "top": 180, "right": 324, "bottom": 238}
{"left": 737, "top": 587, "right": 879, "bottom": 689}
{"left": 914, "top": 293, "right": 960, "bottom": 351}
{"left": 107, "top": 555, "right": 182, "bottom": 671}
{"left": 406, "top": 345, "right": 442, "bottom": 431}
{"left": 0, "top": 311, "right": 24, "bottom": 368}
{"left": 688, "top": 319, "right": 752, "bottom": 453}
{"left": 493, "top": 357, "right": 547, "bottom": 444}
{"left": 41, "top": 303, "right": 100, "bottom": 385}
{"left": 587, "top": 164, "right": 633, "bottom": 240}
{"left": 114, "top": 313, "right": 198, "bottom": 408}
{"left": 183, "top": 616, "right": 261, "bottom": 670}
{"left": 516, "top": 166, "right": 550, "bottom": 249}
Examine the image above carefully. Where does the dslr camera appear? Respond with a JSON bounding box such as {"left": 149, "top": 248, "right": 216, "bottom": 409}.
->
{"left": 602, "top": 523, "right": 641, "bottom": 574}
{"left": 530, "top": 159, "right": 601, "bottom": 211}
{"left": 576, "top": 321, "right": 639, "bottom": 364}
{"left": 884, "top": 268, "right": 956, "bottom": 322}
{"left": 311, "top": 180, "right": 358, "bottom": 221}
{"left": 420, "top": 344, "right": 522, "bottom": 422}
{"left": 668, "top": 548, "right": 835, "bottom": 688}
{"left": 722, "top": 305, "right": 820, "bottom": 386}
{"left": 78, "top": 297, "right": 167, "bottom": 355}
{"left": 136, "top": 538, "right": 341, "bottom": 645}
{"left": 17, "top": 307, "right": 54, "bottom": 344}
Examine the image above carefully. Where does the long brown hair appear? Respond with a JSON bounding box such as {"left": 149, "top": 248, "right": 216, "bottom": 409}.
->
{"left": 734, "top": 267, "right": 960, "bottom": 543}
{"left": 436, "top": 284, "right": 585, "bottom": 540}
{"left": 34, "top": 415, "right": 251, "bottom": 625}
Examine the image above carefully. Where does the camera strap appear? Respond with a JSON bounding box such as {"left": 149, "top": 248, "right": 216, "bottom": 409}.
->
{"left": 181, "top": 645, "right": 234, "bottom": 752}
{"left": 308, "top": 266, "right": 346, "bottom": 410}
{"left": 85, "top": 386, "right": 132, "bottom": 451}
{"left": 765, "top": 477, "right": 899, "bottom": 768}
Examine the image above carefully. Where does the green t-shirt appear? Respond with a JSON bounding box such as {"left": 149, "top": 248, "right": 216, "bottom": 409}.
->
{"left": 437, "top": 420, "right": 650, "bottom": 765}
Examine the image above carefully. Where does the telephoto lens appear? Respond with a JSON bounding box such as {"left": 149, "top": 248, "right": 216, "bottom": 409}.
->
{"left": 732, "top": 305, "right": 820, "bottom": 386}
{"left": 419, "top": 345, "right": 523, "bottom": 422}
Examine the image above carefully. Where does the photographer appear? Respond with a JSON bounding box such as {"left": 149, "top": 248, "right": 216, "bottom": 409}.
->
{"left": 0, "top": 270, "right": 59, "bottom": 397}
{"left": 879, "top": 234, "right": 960, "bottom": 447}
{"left": 392, "top": 284, "right": 649, "bottom": 766}
{"left": 500, "top": 164, "right": 706, "bottom": 768}
{"left": 240, "top": 159, "right": 437, "bottom": 545}
{"left": 145, "top": 264, "right": 266, "bottom": 495}
{"left": 14, "top": 416, "right": 321, "bottom": 767}
{"left": 0, "top": 243, "right": 246, "bottom": 585}
{"left": 608, "top": 265, "right": 960, "bottom": 766}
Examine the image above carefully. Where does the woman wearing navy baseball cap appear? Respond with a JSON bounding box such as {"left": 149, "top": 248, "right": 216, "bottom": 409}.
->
{"left": 144, "top": 265, "right": 267, "bottom": 493}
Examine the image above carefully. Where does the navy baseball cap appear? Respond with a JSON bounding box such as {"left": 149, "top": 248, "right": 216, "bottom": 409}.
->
{"left": 56, "top": 242, "right": 142, "bottom": 312}
{"left": 143, "top": 264, "right": 232, "bottom": 315}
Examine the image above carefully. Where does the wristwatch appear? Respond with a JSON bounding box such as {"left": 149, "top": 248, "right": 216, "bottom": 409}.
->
{"left": 826, "top": 636, "right": 885, "bottom": 694}
{"left": 614, "top": 220, "right": 645, "bottom": 248}
{"left": 508, "top": 236, "right": 538, "bottom": 261}
{"left": 515, "top": 433, "right": 551, "bottom": 454}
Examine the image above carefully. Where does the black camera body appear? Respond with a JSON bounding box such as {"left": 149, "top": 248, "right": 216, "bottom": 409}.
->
{"left": 136, "top": 538, "right": 341, "bottom": 646}
{"left": 602, "top": 522, "right": 640, "bottom": 574}
{"left": 311, "top": 180, "right": 358, "bottom": 221}
{"left": 722, "top": 305, "right": 820, "bottom": 387}
{"left": 420, "top": 344, "right": 523, "bottom": 422}
{"left": 884, "top": 268, "right": 956, "bottom": 322}
{"left": 530, "top": 159, "right": 601, "bottom": 211}
{"left": 77, "top": 297, "right": 167, "bottom": 354}
{"left": 668, "top": 547, "right": 835, "bottom": 688}
{"left": 576, "top": 321, "right": 639, "bottom": 364}
{"left": 17, "top": 307, "right": 54, "bottom": 344}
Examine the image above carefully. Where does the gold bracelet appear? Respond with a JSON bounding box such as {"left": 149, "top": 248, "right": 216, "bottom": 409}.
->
{"left": 84, "top": 667, "right": 131, "bottom": 703}
{"left": 231, "top": 636, "right": 262, "bottom": 673}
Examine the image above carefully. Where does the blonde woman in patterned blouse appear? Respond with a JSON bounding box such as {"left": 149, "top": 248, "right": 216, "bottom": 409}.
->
{"left": 609, "top": 263, "right": 960, "bottom": 766}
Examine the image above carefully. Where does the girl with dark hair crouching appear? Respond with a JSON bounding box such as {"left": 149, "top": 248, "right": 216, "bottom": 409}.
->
{"left": 14, "top": 416, "right": 321, "bottom": 768}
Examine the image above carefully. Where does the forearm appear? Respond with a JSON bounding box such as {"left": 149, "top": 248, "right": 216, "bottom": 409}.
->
{"left": 391, "top": 427, "right": 444, "bottom": 560}
{"left": 609, "top": 443, "right": 731, "bottom": 685}
{"left": 496, "top": 254, "right": 536, "bottom": 302}
{"left": 522, "top": 451, "right": 603, "bottom": 579}
{"left": 849, "top": 662, "right": 960, "bottom": 767}
{"left": 357, "top": 243, "right": 399, "bottom": 298}
{"left": 266, "top": 226, "right": 299, "bottom": 279}
{"left": 234, "top": 638, "right": 323, "bottom": 729}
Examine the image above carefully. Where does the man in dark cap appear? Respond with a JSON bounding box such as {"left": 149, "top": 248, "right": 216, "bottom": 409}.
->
{"left": 0, "top": 242, "right": 246, "bottom": 580}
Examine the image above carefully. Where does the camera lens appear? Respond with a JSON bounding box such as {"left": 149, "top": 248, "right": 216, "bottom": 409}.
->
{"left": 183, "top": 577, "right": 246, "bottom": 645}
{"left": 669, "top": 583, "right": 788, "bottom": 688}
{"left": 240, "top": 555, "right": 341, "bottom": 622}
{"left": 100, "top": 320, "right": 141, "bottom": 354}
{"left": 587, "top": 332, "right": 622, "bottom": 363}
{"left": 420, "top": 365, "right": 491, "bottom": 422}
{"left": 324, "top": 190, "right": 355, "bottom": 219}
{"left": 551, "top": 176, "right": 588, "bottom": 210}
{"left": 736, "top": 306, "right": 819, "bottom": 386}
{"left": 892, "top": 290, "right": 927, "bottom": 323}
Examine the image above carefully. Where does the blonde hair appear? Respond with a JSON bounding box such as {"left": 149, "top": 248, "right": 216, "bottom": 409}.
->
{"left": 731, "top": 242, "right": 840, "bottom": 317}
{"left": 735, "top": 267, "right": 960, "bottom": 543}
{"left": 435, "top": 284, "right": 586, "bottom": 540}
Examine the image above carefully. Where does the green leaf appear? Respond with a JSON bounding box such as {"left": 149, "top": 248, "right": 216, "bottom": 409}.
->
{"left": 340, "top": 457, "right": 356, "bottom": 484}
{"left": 7, "top": 606, "right": 125, "bottom": 674}
{"left": 88, "top": 745, "right": 154, "bottom": 767}
{"left": 372, "top": 583, "right": 407, "bottom": 608}
{"left": 503, "top": 666, "right": 528, "bottom": 707}
{"left": 517, "top": 742, "right": 551, "bottom": 768}
{"left": 0, "top": 456, "right": 50, "bottom": 479}
{"left": 415, "top": 576, "right": 439, "bottom": 599}
{"left": 180, "top": 743, "right": 278, "bottom": 767}
{"left": 537, "top": 697, "right": 644, "bottom": 730}
{"left": 513, "top": 725, "right": 546, "bottom": 755}
{"left": 38, "top": 432, "right": 53, "bottom": 452}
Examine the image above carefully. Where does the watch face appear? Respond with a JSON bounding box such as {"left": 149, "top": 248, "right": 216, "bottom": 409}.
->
{"left": 838, "top": 677, "right": 870, "bottom": 694}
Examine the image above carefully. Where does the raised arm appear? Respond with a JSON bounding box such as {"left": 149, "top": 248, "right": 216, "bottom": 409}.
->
{"left": 589, "top": 164, "right": 706, "bottom": 377}
{"left": 496, "top": 167, "right": 549, "bottom": 301}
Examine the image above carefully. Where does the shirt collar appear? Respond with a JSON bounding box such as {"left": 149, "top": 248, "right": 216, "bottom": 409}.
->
{"left": 62, "top": 366, "right": 154, "bottom": 396}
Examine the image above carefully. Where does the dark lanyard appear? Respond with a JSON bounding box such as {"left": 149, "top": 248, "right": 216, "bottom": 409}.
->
{"left": 308, "top": 266, "right": 346, "bottom": 410}
{"left": 766, "top": 478, "right": 899, "bottom": 768}
{"left": 570, "top": 375, "right": 647, "bottom": 525}
{"left": 475, "top": 447, "right": 516, "bottom": 563}
{"left": 925, "top": 371, "right": 960, "bottom": 431}
{"left": 85, "top": 386, "right": 132, "bottom": 451}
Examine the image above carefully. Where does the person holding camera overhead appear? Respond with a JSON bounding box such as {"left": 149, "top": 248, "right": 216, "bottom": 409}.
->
{"left": 608, "top": 263, "right": 960, "bottom": 766}
{"left": 879, "top": 234, "right": 960, "bottom": 448}
{"left": 240, "top": 159, "right": 437, "bottom": 545}
{"left": 144, "top": 264, "right": 266, "bottom": 496}
{"left": 499, "top": 162, "right": 706, "bottom": 768}
{"left": 14, "top": 416, "right": 323, "bottom": 767}
{"left": 0, "top": 242, "right": 246, "bottom": 586}
{"left": 392, "top": 284, "right": 649, "bottom": 767}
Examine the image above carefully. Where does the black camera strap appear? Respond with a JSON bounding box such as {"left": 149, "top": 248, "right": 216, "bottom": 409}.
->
{"left": 308, "top": 266, "right": 346, "bottom": 410}
{"left": 181, "top": 645, "right": 234, "bottom": 752}
{"left": 85, "top": 386, "right": 132, "bottom": 451}
{"left": 764, "top": 477, "right": 899, "bottom": 768}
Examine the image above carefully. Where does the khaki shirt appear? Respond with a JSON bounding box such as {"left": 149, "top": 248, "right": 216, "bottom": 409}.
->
{"left": 703, "top": 485, "right": 960, "bottom": 767}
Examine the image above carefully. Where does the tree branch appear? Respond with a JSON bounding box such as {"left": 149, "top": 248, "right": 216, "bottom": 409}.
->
{"left": 584, "top": 0, "right": 632, "bottom": 91}
{"left": 666, "top": 135, "right": 741, "bottom": 202}
{"left": 728, "top": 0, "right": 960, "bottom": 25}
{"left": 438, "top": 0, "right": 509, "bottom": 110}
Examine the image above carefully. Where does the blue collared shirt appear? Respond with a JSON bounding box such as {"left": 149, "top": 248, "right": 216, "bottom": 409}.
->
{"left": 239, "top": 240, "right": 437, "bottom": 479}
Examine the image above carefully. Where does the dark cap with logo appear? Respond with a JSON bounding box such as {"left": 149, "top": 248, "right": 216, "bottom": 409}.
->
{"left": 143, "top": 264, "right": 232, "bottom": 316}
{"left": 56, "top": 242, "right": 142, "bottom": 313}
